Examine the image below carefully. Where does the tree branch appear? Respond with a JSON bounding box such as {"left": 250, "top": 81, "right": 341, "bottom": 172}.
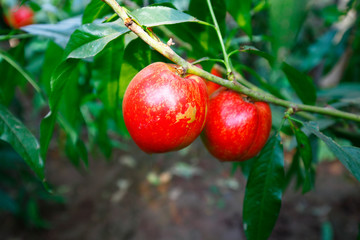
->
{"left": 103, "top": 0, "right": 360, "bottom": 123}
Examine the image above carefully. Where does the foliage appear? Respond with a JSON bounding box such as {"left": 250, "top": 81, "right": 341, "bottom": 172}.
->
{"left": 0, "top": 0, "right": 359, "bottom": 238}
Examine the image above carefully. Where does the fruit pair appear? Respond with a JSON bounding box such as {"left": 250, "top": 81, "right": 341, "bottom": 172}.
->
{"left": 122, "top": 62, "right": 272, "bottom": 161}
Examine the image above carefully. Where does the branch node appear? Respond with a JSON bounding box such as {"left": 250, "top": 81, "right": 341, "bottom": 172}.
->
{"left": 176, "top": 66, "right": 187, "bottom": 77}
{"left": 124, "top": 17, "right": 133, "bottom": 27}
{"left": 167, "top": 38, "right": 175, "bottom": 46}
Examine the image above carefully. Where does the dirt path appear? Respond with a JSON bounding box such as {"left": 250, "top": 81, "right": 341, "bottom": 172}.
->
{"left": 1, "top": 139, "right": 360, "bottom": 240}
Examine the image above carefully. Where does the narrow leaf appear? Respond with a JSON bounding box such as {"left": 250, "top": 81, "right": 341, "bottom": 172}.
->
{"left": 243, "top": 134, "right": 285, "bottom": 240}
{"left": 93, "top": 37, "right": 124, "bottom": 112}
{"left": 291, "top": 122, "right": 312, "bottom": 169}
{"left": 40, "top": 111, "right": 56, "bottom": 160}
{"left": 40, "top": 41, "right": 64, "bottom": 94}
{"left": 58, "top": 115, "right": 88, "bottom": 169}
{"left": 303, "top": 121, "right": 360, "bottom": 182}
{"left": 40, "top": 59, "right": 79, "bottom": 159}
{"left": 0, "top": 50, "right": 41, "bottom": 93}
{"left": 240, "top": 46, "right": 317, "bottom": 105}
{"left": 0, "top": 105, "right": 44, "bottom": 180}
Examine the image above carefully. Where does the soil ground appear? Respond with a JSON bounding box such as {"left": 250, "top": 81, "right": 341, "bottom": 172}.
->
{"left": 1, "top": 139, "right": 360, "bottom": 240}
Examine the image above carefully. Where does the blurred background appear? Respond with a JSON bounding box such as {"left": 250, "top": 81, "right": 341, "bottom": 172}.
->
{"left": 0, "top": 0, "right": 359, "bottom": 239}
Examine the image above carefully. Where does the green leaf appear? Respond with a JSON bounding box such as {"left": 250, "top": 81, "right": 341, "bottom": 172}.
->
{"left": 0, "top": 50, "right": 40, "bottom": 93}
{"left": 303, "top": 121, "right": 360, "bottom": 182}
{"left": 82, "top": 0, "right": 112, "bottom": 24}
{"left": 58, "top": 115, "right": 88, "bottom": 169}
{"left": 281, "top": 62, "right": 316, "bottom": 105}
{"left": 0, "top": 105, "right": 44, "bottom": 180}
{"left": 49, "top": 59, "right": 80, "bottom": 110}
{"left": 284, "top": 150, "right": 301, "bottom": 190}
{"left": 291, "top": 122, "right": 312, "bottom": 169}
{"left": 93, "top": 36, "right": 124, "bottom": 112}
{"left": 240, "top": 46, "right": 317, "bottom": 105}
{"left": 288, "top": 119, "right": 315, "bottom": 193}
{"left": 64, "top": 20, "right": 129, "bottom": 59}
{"left": 40, "top": 59, "right": 80, "bottom": 159}
{"left": 243, "top": 134, "right": 285, "bottom": 240}
{"left": 0, "top": 44, "right": 25, "bottom": 105}
{"left": 40, "top": 41, "right": 64, "bottom": 94}
{"left": 188, "top": 0, "right": 226, "bottom": 57}
{"left": 131, "top": 6, "right": 201, "bottom": 27}
{"left": 269, "top": 0, "right": 308, "bottom": 59}
{"left": 40, "top": 112, "right": 56, "bottom": 160}
{"left": 22, "top": 17, "right": 82, "bottom": 48}
{"left": 66, "top": 6, "right": 202, "bottom": 60}
{"left": 56, "top": 62, "right": 87, "bottom": 168}
{"left": 225, "top": 0, "right": 252, "bottom": 38}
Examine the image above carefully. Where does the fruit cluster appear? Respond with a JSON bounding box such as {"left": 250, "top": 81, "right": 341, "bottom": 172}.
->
{"left": 123, "top": 62, "right": 272, "bottom": 162}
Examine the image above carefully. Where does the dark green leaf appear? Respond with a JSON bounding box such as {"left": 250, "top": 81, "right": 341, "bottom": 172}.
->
{"left": 40, "top": 59, "right": 80, "bottom": 160}
{"left": 243, "top": 134, "right": 285, "bottom": 240}
{"left": 82, "top": 0, "right": 112, "bottom": 24}
{"left": 303, "top": 121, "right": 360, "bottom": 182}
{"left": 240, "top": 47, "right": 317, "bottom": 105}
{"left": 0, "top": 105, "right": 44, "bottom": 180}
{"left": 225, "top": 0, "right": 252, "bottom": 38}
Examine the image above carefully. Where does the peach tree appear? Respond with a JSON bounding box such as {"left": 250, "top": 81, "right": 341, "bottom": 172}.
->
{"left": 0, "top": 0, "right": 359, "bottom": 238}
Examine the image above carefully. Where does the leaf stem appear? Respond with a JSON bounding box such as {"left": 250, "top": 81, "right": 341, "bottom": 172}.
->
{"left": 102, "top": 0, "right": 360, "bottom": 123}
{"left": 206, "top": 0, "right": 232, "bottom": 76}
